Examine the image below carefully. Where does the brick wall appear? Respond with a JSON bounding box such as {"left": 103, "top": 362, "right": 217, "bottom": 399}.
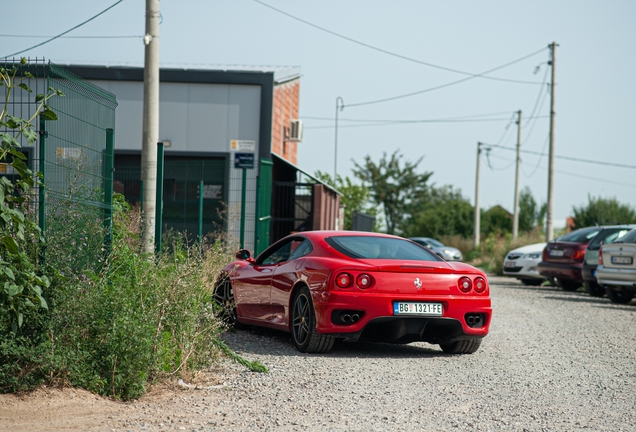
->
{"left": 271, "top": 78, "right": 300, "bottom": 165}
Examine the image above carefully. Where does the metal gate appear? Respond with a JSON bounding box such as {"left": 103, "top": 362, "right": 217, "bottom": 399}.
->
{"left": 270, "top": 181, "right": 314, "bottom": 243}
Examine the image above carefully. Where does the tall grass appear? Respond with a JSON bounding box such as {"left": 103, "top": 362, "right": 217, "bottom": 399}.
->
{"left": 0, "top": 198, "right": 267, "bottom": 400}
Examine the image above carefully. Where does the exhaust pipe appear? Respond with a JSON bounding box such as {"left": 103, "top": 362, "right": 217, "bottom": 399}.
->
{"left": 465, "top": 314, "right": 484, "bottom": 328}
{"left": 351, "top": 314, "right": 360, "bottom": 323}
{"left": 341, "top": 314, "right": 352, "bottom": 323}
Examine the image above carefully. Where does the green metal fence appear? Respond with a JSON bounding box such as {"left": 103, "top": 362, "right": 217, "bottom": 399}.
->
{"left": 1, "top": 58, "right": 118, "bottom": 275}
{"left": 114, "top": 154, "right": 227, "bottom": 245}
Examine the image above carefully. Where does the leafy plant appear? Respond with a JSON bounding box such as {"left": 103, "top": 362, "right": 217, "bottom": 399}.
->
{"left": 1, "top": 58, "right": 62, "bottom": 334}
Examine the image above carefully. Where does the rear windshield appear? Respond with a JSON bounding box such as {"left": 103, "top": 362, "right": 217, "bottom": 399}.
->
{"left": 556, "top": 227, "right": 601, "bottom": 243}
{"left": 326, "top": 236, "right": 442, "bottom": 261}
{"left": 614, "top": 228, "right": 636, "bottom": 244}
{"left": 588, "top": 228, "right": 634, "bottom": 250}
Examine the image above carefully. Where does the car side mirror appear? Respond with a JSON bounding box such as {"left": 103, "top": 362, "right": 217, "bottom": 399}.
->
{"left": 235, "top": 249, "right": 255, "bottom": 262}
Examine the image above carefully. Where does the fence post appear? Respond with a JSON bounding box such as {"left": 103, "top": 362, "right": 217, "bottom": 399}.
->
{"left": 155, "top": 142, "right": 164, "bottom": 253}
{"left": 38, "top": 117, "right": 47, "bottom": 264}
{"left": 240, "top": 168, "right": 247, "bottom": 249}
{"left": 198, "top": 180, "right": 204, "bottom": 244}
{"left": 103, "top": 128, "right": 115, "bottom": 252}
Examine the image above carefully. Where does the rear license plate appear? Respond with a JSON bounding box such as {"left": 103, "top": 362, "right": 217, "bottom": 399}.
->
{"left": 393, "top": 302, "right": 442, "bottom": 316}
{"left": 549, "top": 249, "right": 564, "bottom": 257}
{"left": 611, "top": 256, "right": 633, "bottom": 265}
{"left": 504, "top": 260, "right": 516, "bottom": 268}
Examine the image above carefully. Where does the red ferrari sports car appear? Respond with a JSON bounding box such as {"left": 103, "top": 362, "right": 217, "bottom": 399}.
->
{"left": 213, "top": 231, "right": 491, "bottom": 354}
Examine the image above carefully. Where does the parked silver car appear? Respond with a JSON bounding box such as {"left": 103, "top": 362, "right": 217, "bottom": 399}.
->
{"left": 596, "top": 228, "right": 636, "bottom": 304}
{"left": 503, "top": 242, "right": 547, "bottom": 285}
{"left": 408, "top": 237, "right": 463, "bottom": 261}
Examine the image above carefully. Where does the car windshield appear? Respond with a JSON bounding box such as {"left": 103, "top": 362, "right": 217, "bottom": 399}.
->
{"left": 614, "top": 228, "right": 636, "bottom": 244}
{"left": 326, "top": 236, "right": 442, "bottom": 261}
{"left": 426, "top": 238, "right": 445, "bottom": 247}
{"left": 556, "top": 227, "right": 601, "bottom": 243}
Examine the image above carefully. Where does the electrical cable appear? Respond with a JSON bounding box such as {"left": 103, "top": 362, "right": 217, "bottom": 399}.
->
{"left": 303, "top": 110, "right": 517, "bottom": 123}
{"left": 484, "top": 143, "right": 636, "bottom": 170}
{"left": 304, "top": 116, "right": 549, "bottom": 129}
{"left": 252, "top": 0, "right": 545, "bottom": 86}
{"left": 346, "top": 47, "right": 547, "bottom": 108}
{"left": 522, "top": 133, "right": 550, "bottom": 178}
{"left": 2, "top": 0, "right": 125, "bottom": 58}
{"left": 522, "top": 64, "right": 550, "bottom": 145}
{"left": 0, "top": 34, "right": 140, "bottom": 39}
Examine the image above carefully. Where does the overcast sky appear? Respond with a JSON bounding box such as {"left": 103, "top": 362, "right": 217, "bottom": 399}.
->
{"left": 4, "top": 1, "right": 635, "bottom": 228}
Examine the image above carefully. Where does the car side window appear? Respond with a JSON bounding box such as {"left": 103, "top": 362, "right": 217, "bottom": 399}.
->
{"left": 288, "top": 239, "right": 313, "bottom": 260}
{"left": 259, "top": 238, "right": 308, "bottom": 265}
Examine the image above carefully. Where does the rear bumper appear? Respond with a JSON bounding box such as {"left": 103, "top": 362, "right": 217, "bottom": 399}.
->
{"left": 538, "top": 261, "right": 583, "bottom": 282}
{"left": 596, "top": 266, "right": 636, "bottom": 287}
{"left": 312, "top": 290, "right": 491, "bottom": 344}
{"left": 502, "top": 258, "right": 544, "bottom": 280}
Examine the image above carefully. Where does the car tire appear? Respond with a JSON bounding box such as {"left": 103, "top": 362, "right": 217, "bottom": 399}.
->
{"left": 520, "top": 278, "right": 543, "bottom": 286}
{"left": 439, "top": 338, "right": 482, "bottom": 354}
{"left": 606, "top": 287, "right": 635, "bottom": 305}
{"left": 584, "top": 280, "right": 605, "bottom": 297}
{"left": 291, "top": 286, "right": 334, "bottom": 353}
{"left": 556, "top": 278, "right": 580, "bottom": 291}
{"left": 213, "top": 275, "right": 244, "bottom": 329}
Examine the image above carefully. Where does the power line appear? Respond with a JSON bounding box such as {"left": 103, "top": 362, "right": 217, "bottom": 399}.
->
{"left": 0, "top": 34, "right": 140, "bottom": 39}
{"left": 522, "top": 133, "right": 550, "bottom": 178}
{"left": 304, "top": 110, "right": 517, "bottom": 123}
{"left": 252, "top": 0, "right": 544, "bottom": 86}
{"left": 2, "top": 0, "right": 125, "bottom": 58}
{"left": 304, "top": 115, "right": 549, "bottom": 129}
{"left": 522, "top": 64, "right": 550, "bottom": 145}
{"left": 485, "top": 143, "right": 636, "bottom": 170}
{"left": 346, "top": 47, "right": 548, "bottom": 108}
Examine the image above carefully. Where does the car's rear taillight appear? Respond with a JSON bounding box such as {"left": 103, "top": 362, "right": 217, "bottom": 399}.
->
{"left": 572, "top": 248, "right": 586, "bottom": 261}
{"left": 598, "top": 246, "right": 604, "bottom": 265}
{"left": 474, "top": 277, "right": 487, "bottom": 293}
{"left": 458, "top": 276, "right": 473, "bottom": 293}
{"left": 356, "top": 274, "right": 374, "bottom": 289}
{"left": 335, "top": 272, "right": 352, "bottom": 288}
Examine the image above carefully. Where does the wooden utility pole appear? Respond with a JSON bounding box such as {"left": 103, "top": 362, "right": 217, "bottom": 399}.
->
{"left": 512, "top": 110, "right": 522, "bottom": 239}
{"left": 141, "top": 0, "right": 160, "bottom": 253}
{"left": 546, "top": 42, "right": 557, "bottom": 241}
{"left": 473, "top": 142, "right": 482, "bottom": 247}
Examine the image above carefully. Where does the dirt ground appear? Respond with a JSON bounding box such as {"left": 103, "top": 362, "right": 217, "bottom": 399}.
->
{"left": 0, "top": 370, "right": 231, "bottom": 431}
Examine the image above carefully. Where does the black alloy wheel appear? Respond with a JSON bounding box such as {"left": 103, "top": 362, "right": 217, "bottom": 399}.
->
{"left": 584, "top": 280, "right": 605, "bottom": 297}
{"left": 213, "top": 276, "right": 242, "bottom": 328}
{"left": 440, "top": 338, "right": 482, "bottom": 354}
{"left": 606, "top": 287, "right": 635, "bottom": 305}
{"left": 291, "top": 286, "right": 334, "bottom": 353}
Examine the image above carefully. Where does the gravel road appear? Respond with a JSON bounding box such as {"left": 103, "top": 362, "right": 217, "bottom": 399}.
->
{"left": 5, "top": 275, "right": 636, "bottom": 431}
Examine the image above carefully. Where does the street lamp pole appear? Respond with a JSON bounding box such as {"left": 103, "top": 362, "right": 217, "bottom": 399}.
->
{"left": 334, "top": 97, "right": 344, "bottom": 183}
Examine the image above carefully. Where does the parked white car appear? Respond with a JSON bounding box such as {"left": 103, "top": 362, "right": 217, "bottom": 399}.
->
{"left": 596, "top": 228, "right": 636, "bottom": 304}
{"left": 503, "top": 242, "right": 547, "bottom": 285}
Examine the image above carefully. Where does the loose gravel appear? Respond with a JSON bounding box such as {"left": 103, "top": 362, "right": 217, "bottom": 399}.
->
{"left": 4, "top": 275, "right": 635, "bottom": 431}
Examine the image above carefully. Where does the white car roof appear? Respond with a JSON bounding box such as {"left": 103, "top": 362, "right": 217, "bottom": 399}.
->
{"left": 508, "top": 242, "right": 547, "bottom": 254}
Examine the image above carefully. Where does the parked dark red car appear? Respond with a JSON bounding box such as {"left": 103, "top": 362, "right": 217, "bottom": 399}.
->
{"left": 214, "top": 231, "right": 491, "bottom": 354}
{"left": 538, "top": 226, "right": 603, "bottom": 291}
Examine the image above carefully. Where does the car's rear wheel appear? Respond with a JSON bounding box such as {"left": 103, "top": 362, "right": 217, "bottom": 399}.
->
{"left": 520, "top": 278, "right": 543, "bottom": 286}
{"left": 584, "top": 280, "right": 605, "bottom": 297}
{"left": 291, "top": 286, "right": 334, "bottom": 353}
{"left": 439, "top": 339, "right": 482, "bottom": 354}
{"left": 213, "top": 275, "right": 243, "bottom": 328}
{"left": 557, "top": 278, "right": 580, "bottom": 291}
{"left": 606, "top": 287, "right": 635, "bottom": 304}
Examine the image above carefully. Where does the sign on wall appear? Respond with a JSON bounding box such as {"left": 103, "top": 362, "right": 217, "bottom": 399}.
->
{"left": 230, "top": 140, "right": 256, "bottom": 152}
{"left": 234, "top": 153, "right": 255, "bottom": 169}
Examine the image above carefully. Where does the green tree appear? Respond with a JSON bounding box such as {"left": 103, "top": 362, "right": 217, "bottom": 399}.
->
{"left": 518, "top": 187, "right": 543, "bottom": 232}
{"left": 481, "top": 205, "right": 512, "bottom": 235}
{"left": 402, "top": 185, "right": 473, "bottom": 238}
{"left": 314, "top": 171, "right": 379, "bottom": 231}
{"left": 572, "top": 195, "right": 636, "bottom": 228}
{"left": 352, "top": 151, "right": 432, "bottom": 235}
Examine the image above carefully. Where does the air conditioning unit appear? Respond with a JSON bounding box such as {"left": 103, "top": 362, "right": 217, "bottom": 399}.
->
{"left": 288, "top": 119, "right": 303, "bottom": 142}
